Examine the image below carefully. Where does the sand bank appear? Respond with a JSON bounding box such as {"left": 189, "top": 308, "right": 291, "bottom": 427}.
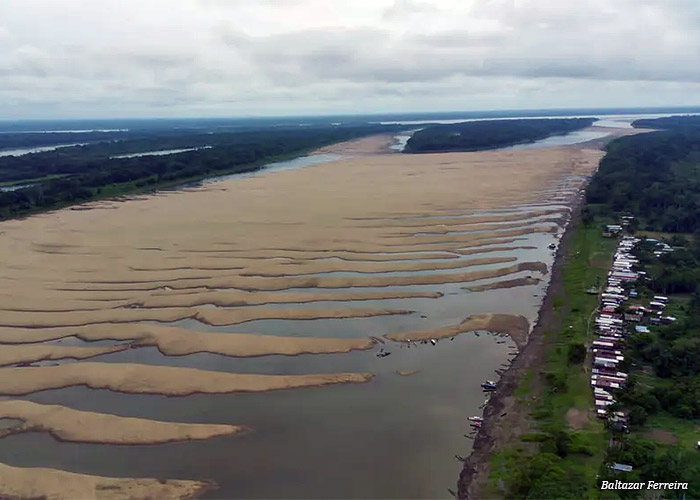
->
{"left": 454, "top": 245, "right": 537, "bottom": 256}
{"left": 0, "top": 306, "right": 409, "bottom": 328}
{"left": 130, "top": 290, "right": 443, "bottom": 309}
{"left": 386, "top": 313, "right": 530, "bottom": 347}
{"left": 311, "top": 133, "right": 396, "bottom": 155}
{"left": 0, "top": 324, "right": 376, "bottom": 357}
{"left": 0, "top": 344, "right": 125, "bottom": 366}
{"left": 0, "top": 362, "right": 374, "bottom": 396}
{"left": 464, "top": 276, "right": 541, "bottom": 292}
{"left": 352, "top": 209, "right": 566, "bottom": 228}
{"left": 0, "top": 400, "right": 247, "bottom": 444}
{"left": 0, "top": 462, "right": 212, "bottom": 500}
{"left": 50, "top": 261, "right": 548, "bottom": 296}
{"left": 383, "top": 218, "right": 563, "bottom": 236}
{"left": 237, "top": 255, "right": 517, "bottom": 277}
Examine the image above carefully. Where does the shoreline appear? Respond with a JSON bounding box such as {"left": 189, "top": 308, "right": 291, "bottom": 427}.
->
{"left": 457, "top": 191, "right": 583, "bottom": 498}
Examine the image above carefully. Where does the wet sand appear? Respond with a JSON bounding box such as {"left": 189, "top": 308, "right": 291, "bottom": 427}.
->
{"left": 386, "top": 313, "right": 530, "bottom": 348}
{"left": 0, "top": 462, "right": 212, "bottom": 500}
{"left": 464, "top": 276, "right": 541, "bottom": 292}
{"left": 0, "top": 363, "right": 374, "bottom": 396}
{"left": 0, "top": 136, "right": 603, "bottom": 498}
{"left": 0, "top": 344, "right": 125, "bottom": 366}
{"left": 0, "top": 400, "right": 247, "bottom": 444}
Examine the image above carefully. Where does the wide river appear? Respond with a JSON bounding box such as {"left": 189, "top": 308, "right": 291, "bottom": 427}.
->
{"left": 0, "top": 116, "right": 651, "bottom": 498}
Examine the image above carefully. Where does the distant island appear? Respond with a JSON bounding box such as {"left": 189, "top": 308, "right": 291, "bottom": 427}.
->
{"left": 403, "top": 117, "right": 596, "bottom": 153}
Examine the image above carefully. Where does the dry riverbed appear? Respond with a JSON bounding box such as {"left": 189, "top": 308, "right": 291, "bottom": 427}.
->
{"left": 0, "top": 137, "right": 602, "bottom": 498}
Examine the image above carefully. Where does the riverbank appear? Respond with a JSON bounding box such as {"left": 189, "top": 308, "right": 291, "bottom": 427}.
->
{"left": 0, "top": 140, "right": 598, "bottom": 498}
{"left": 459, "top": 215, "right": 619, "bottom": 498}
{"left": 456, "top": 130, "right": 646, "bottom": 498}
{"left": 457, "top": 188, "right": 583, "bottom": 498}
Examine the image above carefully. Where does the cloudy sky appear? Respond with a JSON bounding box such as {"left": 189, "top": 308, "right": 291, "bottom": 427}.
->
{"left": 1, "top": 0, "right": 699, "bottom": 119}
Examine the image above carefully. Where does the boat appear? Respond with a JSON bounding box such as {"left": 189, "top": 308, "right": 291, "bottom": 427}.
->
{"left": 548, "top": 243, "right": 556, "bottom": 249}
{"left": 481, "top": 380, "right": 497, "bottom": 390}
{"left": 470, "top": 421, "right": 482, "bottom": 428}
{"left": 467, "top": 416, "right": 483, "bottom": 422}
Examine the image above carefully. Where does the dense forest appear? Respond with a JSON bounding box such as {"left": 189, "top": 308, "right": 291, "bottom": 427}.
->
{"left": 586, "top": 130, "right": 700, "bottom": 232}
{"left": 0, "top": 124, "right": 407, "bottom": 219}
{"left": 489, "top": 116, "right": 700, "bottom": 499}
{"left": 588, "top": 116, "right": 700, "bottom": 497}
{"left": 403, "top": 117, "right": 595, "bottom": 153}
{"left": 633, "top": 115, "right": 700, "bottom": 131}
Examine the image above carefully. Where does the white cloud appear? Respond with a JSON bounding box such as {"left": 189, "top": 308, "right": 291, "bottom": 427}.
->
{"left": 0, "top": 0, "right": 698, "bottom": 118}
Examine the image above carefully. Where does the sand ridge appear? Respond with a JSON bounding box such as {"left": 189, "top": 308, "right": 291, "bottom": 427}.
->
{"left": 0, "top": 306, "right": 410, "bottom": 328}
{"left": 0, "top": 324, "right": 376, "bottom": 357}
{"left": 0, "top": 362, "right": 375, "bottom": 396}
{"left": 49, "top": 261, "right": 549, "bottom": 295}
{"left": 385, "top": 313, "right": 530, "bottom": 347}
{"left": 464, "top": 276, "right": 542, "bottom": 292}
{"left": 0, "top": 400, "right": 248, "bottom": 444}
{"left": 0, "top": 140, "right": 603, "bottom": 498}
{"left": 0, "top": 461, "right": 213, "bottom": 500}
{"left": 0, "top": 344, "right": 126, "bottom": 366}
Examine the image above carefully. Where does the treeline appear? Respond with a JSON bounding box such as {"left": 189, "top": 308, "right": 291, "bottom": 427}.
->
{"left": 0, "top": 124, "right": 405, "bottom": 219}
{"left": 403, "top": 117, "right": 595, "bottom": 153}
{"left": 633, "top": 115, "right": 700, "bottom": 131}
{"left": 586, "top": 130, "right": 700, "bottom": 232}
{"left": 587, "top": 115, "right": 700, "bottom": 496}
{"left": 598, "top": 437, "right": 700, "bottom": 498}
{"left": 0, "top": 131, "right": 134, "bottom": 151}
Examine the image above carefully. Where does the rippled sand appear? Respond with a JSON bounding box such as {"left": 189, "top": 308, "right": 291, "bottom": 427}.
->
{"left": 0, "top": 141, "right": 603, "bottom": 498}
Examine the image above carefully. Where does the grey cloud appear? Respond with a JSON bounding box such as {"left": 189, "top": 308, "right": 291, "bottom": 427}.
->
{"left": 218, "top": 23, "right": 700, "bottom": 86}
{"left": 1, "top": 0, "right": 699, "bottom": 118}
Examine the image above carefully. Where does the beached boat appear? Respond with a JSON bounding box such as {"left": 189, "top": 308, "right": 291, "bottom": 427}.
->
{"left": 481, "top": 380, "right": 497, "bottom": 390}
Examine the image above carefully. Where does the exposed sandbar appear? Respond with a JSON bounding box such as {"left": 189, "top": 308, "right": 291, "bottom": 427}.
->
{"left": 0, "top": 306, "right": 409, "bottom": 328}
{"left": 454, "top": 245, "right": 537, "bottom": 256}
{"left": 0, "top": 400, "right": 247, "bottom": 444}
{"left": 238, "top": 255, "right": 517, "bottom": 277}
{"left": 384, "top": 218, "right": 563, "bottom": 236}
{"left": 131, "top": 290, "right": 443, "bottom": 309}
{"left": 386, "top": 313, "right": 530, "bottom": 348}
{"left": 350, "top": 209, "right": 565, "bottom": 228}
{"left": 0, "top": 324, "right": 376, "bottom": 357}
{"left": 0, "top": 362, "right": 374, "bottom": 396}
{"left": 51, "top": 261, "right": 548, "bottom": 296}
{"left": 311, "top": 133, "right": 395, "bottom": 155}
{"left": 0, "top": 344, "right": 125, "bottom": 366}
{"left": 0, "top": 461, "right": 212, "bottom": 500}
{"left": 464, "top": 276, "right": 541, "bottom": 292}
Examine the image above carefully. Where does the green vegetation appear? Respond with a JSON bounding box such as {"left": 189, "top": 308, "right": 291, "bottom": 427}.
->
{"left": 0, "top": 124, "right": 407, "bottom": 220}
{"left": 633, "top": 115, "right": 700, "bottom": 131}
{"left": 587, "top": 130, "right": 700, "bottom": 232}
{"left": 488, "top": 116, "right": 700, "bottom": 498}
{"left": 403, "top": 117, "right": 595, "bottom": 153}
{"left": 487, "top": 225, "right": 615, "bottom": 498}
